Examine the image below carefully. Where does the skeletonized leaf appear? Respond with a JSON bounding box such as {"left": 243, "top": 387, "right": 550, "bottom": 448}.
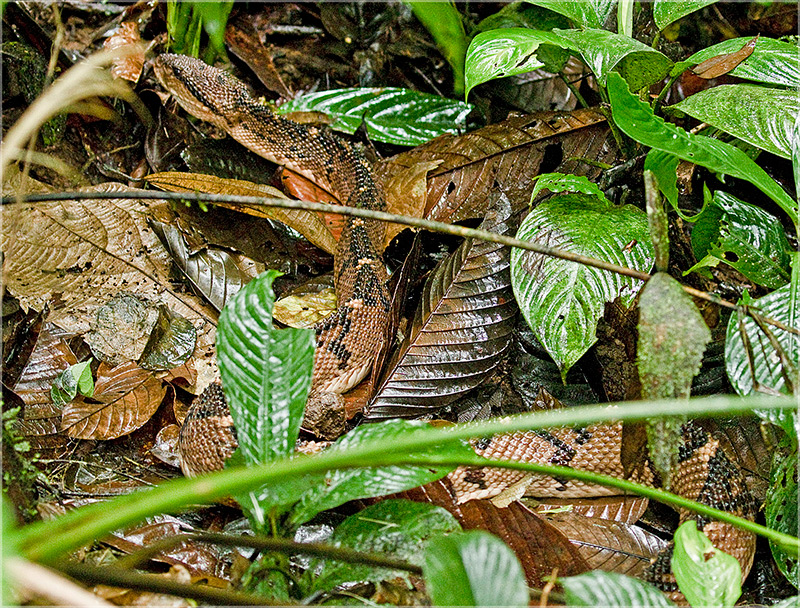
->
{"left": 511, "top": 193, "right": 653, "bottom": 378}
{"left": 61, "top": 361, "right": 165, "bottom": 439}
{"left": 545, "top": 511, "right": 667, "bottom": 578}
{"left": 366, "top": 194, "right": 516, "bottom": 419}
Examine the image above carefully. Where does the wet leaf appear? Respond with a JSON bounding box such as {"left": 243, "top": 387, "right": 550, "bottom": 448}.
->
{"left": 531, "top": 172, "right": 609, "bottom": 202}
{"left": 278, "top": 88, "right": 473, "bottom": 146}
{"left": 766, "top": 454, "right": 799, "bottom": 587}
{"left": 383, "top": 160, "right": 441, "bottom": 246}
{"left": 51, "top": 360, "right": 94, "bottom": 407}
{"left": 525, "top": 0, "right": 615, "bottom": 29}
{"left": 690, "top": 35, "right": 758, "bottom": 79}
{"left": 511, "top": 193, "right": 653, "bottom": 378}
{"left": 311, "top": 500, "right": 460, "bottom": 591}
{"left": 273, "top": 289, "right": 337, "bottom": 329}
{"left": 85, "top": 293, "right": 160, "bottom": 366}
{"left": 424, "top": 530, "right": 528, "bottom": 607}
{"left": 13, "top": 323, "right": 77, "bottom": 409}
{"left": 61, "top": 361, "right": 165, "bottom": 440}
{"left": 366, "top": 194, "right": 516, "bottom": 419}
{"left": 672, "top": 521, "right": 742, "bottom": 607}
{"left": 687, "top": 36, "right": 798, "bottom": 87}
{"left": 534, "top": 496, "right": 649, "bottom": 524}
{"left": 653, "top": 0, "right": 717, "bottom": 30}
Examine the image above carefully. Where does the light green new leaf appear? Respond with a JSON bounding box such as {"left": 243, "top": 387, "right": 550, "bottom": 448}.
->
{"left": 687, "top": 37, "right": 800, "bottom": 88}
{"left": 511, "top": 194, "right": 653, "bottom": 378}
{"left": 311, "top": 500, "right": 461, "bottom": 591}
{"left": 725, "top": 282, "right": 799, "bottom": 398}
{"left": 672, "top": 521, "right": 742, "bottom": 607}
{"left": 561, "top": 571, "right": 675, "bottom": 607}
{"left": 217, "top": 270, "right": 314, "bottom": 464}
{"left": 424, "top": 530, "right": 528, "bottom": 606}
{"left": 279, "top": 88, "right": 472, "bottom": 147}
{"left": 653, "top": 0, "right": 716, "bottom": 30}
{"left": 607, "top": 72, "right": 797, "bottom": 225}
{"left": 407, "top": 1, "right": 469, "bottom": 95}
{"left": 525, "top": 0, "right": 616, "bottom": 29}
{"left": 688, "top": 191, "right": 792, "bottom": 289}
{"left": 675, "top": 84, "right": 798, "bottom": 159}
{"left": 465, "top": 27, "right": 671, "bottom": 97}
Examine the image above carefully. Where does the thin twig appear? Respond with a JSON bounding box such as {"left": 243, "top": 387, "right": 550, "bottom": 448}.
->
{"left": 6, "top": 189, "right": 799, "bottom": 338}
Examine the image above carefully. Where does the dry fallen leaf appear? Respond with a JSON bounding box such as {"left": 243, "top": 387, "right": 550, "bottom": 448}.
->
{"left": 692, "top": 35, "right": 759, "bottom": 79}
{"left": 103, "top": 23, "right": 145, "bottom": 83}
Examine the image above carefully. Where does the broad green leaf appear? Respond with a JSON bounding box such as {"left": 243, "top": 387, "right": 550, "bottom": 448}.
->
{"left": 772, "top": 597, "right": 800, "bottom": 608}
{"left": 607, "top": 72, "right": 797, "bottom": 225}
{"left": 284, "top": 420, "right": 472, "bottom": 528}
{"left": 531, "top": 172, "right": 609, "bottom": 202}
{"left": 279, "top": 88, "right": 472, "bottom": 147}
{"left": 2, "top": 496, "right": 18, "bottom": 606}
{"left": 51, "top": 360, "right": 94, "bottom": 407}
{"left": 766, "top": 453, "right": 799, "bottom": 587}
{"left": 674, "top": 85, "right": 798, "bottom": 159}
{"left": 688, "top": 191, "right": 792, "bottom": 289}
{"left": 561, "top": 571, "right": 675, "bottom": 607}
{"left": 475, "top": 2, "right": 571, "bottom": 34}
{"left": 637, "top": 272, "right": 710, "bottom": 485}
{"left": 511, "top": 194, "right": 653, "bottom": 377}
{"left": 672, "top": 521, "right": 742, "bottom": 607}
{"left": 465, "top": 27, "right": 671, "bottom": 97}
{"left": 644, "top": 150, "right": 683, "bottom": 216}
{"left": 653, "top": 0, "right": 716, "bottom": 30}
{"left": 406, "top": 1, "right": 469, "bottom": 95}
{"left": 525, "top": 0, "right": 616, "bottom": 28}
{"left": 311, "top": 500, "right": 461, "bottom": 591}
{"left": 424, "top": 530, "right": 528, "bottom": 606}
{"left": 217, "top": 270, "right": 314, "bottom": 464}
{"left": 687, "top": 37, "right": 800, "bottom": 88}
{"left": 725, "top": 282, "right": 799, "bottom": 398}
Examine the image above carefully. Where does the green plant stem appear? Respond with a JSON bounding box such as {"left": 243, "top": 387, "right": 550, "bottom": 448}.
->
{"left": 5, "top": 190, "right": 798, "bottom": 338}
{"left": 55, "top": 561, "right": 283, "bottom": 606}
{"left": 399, "top": 453, "right": 800, "bottom": 556}
{"left": 10, "top": 394, "right": 796, "bottom": 564}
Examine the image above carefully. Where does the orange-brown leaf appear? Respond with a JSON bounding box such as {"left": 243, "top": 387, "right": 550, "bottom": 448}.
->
{"left": 692, "top": 35, "right": 758, "bottom": 79}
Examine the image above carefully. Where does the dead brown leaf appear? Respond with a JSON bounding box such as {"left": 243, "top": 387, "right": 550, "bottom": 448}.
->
{"left": 692, "top": 35, "right": 759, "bottom": 79}
{"left": 103, "top": 23, "right": 145, "bottom": 83}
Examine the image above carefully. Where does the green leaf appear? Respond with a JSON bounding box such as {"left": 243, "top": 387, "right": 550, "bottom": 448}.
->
{"left": 474, "top": 2, "right": 571, "bottom": 34}
{"left": 687, "top": 191, "right": 792, "bottom": 289}
{"left": 406, "top": 1, "right": 469, "bottom": 95}
{"left": 773, "top": 597, "right": 800, "bottom": 608}
{"left": 766, "top": 453, "right": 799, "bottom": 587}
{"left": 311, "top": 500, "right": 461, "bottom": 591}
{"left": 674, "top": 84, "right": 798, "bottom": 159}
{"left": 279, "top": 87, "right": 472, "bottom": 147}
{"left": 424, "top": 530, "right": 528, "bottom": 606}
{"left": 644, "top": 150, "right": 683, "bottom": 216}
{"left": 217, "top": 270, "right": 315, "bottom": 464}
{"left": 192, "top": 1, "right": 233, "bottom": 60}
{"left": 525, "top": 0, "right": 616, "bottom": 29}
{"left": 50, "top": 360, "right": 94, "bottom": 407}
{"left": 511, "top": 193, "right": 653, "bottom": 377}
{"left": 531, "top": 172, "right": 609, "bottom": 202}
{"left": 672, "top": 520, "right": 742, "bottom": 607}
{"left": 687, "top": 37, "right": 800, "bottom": 88}
{"left": 653, "top": 0, "right": 716, "bottom": 30}
{"left": 725, "top": 282, "right": 799, "bottom": 397}
{"left": 637, "top": 272, "right": 710, "bottom": 484}
{"left": 607, "top": 71, "right": 797, "bottom": 225}
{"left": 465, "top": 27, "right": 671, "bottom": 97}
{"left": 561, "top": 571, "right": 675, "bottom": 607}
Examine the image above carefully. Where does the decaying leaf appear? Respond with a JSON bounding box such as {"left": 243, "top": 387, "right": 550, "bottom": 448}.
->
{"left": 383, "top": 159, "right": 442, "bottom": 246}
{"left": 533, "top": 496, "right": 649, "bottom": 524}
{"left": 692, "top": 35, "right": 758, "bottom": 79}
{"left": 61, "top": 361, "right": 166, "bottom": 440}
{"left": 103, "top": 22, "right": 145, "bottom": 83}
{"left": 366, "top": 193, "right": 516, "bottom": 419}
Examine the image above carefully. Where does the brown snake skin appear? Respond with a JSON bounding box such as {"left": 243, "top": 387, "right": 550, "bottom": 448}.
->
{"left": 155, "top": 55, "right": 757, "bottom": 598}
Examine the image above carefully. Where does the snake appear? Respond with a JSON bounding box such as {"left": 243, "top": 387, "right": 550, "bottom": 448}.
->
{"left": 153, "top": 54, "right": 757, "bottom": 598}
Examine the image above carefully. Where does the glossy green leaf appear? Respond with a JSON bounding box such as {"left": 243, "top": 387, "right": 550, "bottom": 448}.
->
{"left": 643, "top": 150, "right": 684, "bottom": 217}
{"left": 687, "top": 191, "right": 792, "bottom": 289}
{"left": 51, "top": 360, "right": 94, "bottom": 407}
{"left": 725, "top": 282, "right": 799, "bottom": 397}
{"left": 279, "top": 87, "right": 472, "bottom": 147}
{"left": 766, "top": 453, "right": 799, "bottom": 587}
{"left": 653, "top": 0, "right": 716, "bottom": 30}
{"left": 285, "top": 420, "right": 472, "bottom": 528}
{"left": 475, "top": 2, "right": 571, "bottom": 34}
{"left": 561, "top": 571, "right": 675, "bottom": 607}
{"left": 217, "top": 270, "right": 314, "bottom": 464}
{"left": 465, "top": 27, "right": 671, "bottom": 97}
{"left": 687, "top": 37, "right": 800, "bottom": 88}
{"left": 424, "top": 530, "right": 528, "bottom": 606}
{"left": 406, "top": 1, "right": 469, "bottom": 95}
{"left": 607, "top": 72, "right": 797, "bottom": 225}
{"left": 311, "top": 500, "right": 461, "bottom": 591}
{"left": 531, "top": 172, "right": 609, "bottom": 202}
{"left": 674, "top": 85, "right": 798, "bottom": 159}
{"left": 511, "top": 194, "right": 653, "bottom": 377}
{"left": 672, "top": 521, "right": 742, "bottom": 607}
{"left": 525, "top": 0, "right": 616, "bottom": 28}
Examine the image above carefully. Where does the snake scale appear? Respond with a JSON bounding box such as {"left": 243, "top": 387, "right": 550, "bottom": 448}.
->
{"left": 154, "top": 54, "right": 756, "bottom": 597}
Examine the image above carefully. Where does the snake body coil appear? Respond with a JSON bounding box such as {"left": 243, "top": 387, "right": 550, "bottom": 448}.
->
{"left": 155, "top": 55, "right": 757, "bottom": 599}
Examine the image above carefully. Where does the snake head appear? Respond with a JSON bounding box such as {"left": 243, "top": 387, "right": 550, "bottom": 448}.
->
{"left": 153, "top": 54, "right": 251, "bottom": 130}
